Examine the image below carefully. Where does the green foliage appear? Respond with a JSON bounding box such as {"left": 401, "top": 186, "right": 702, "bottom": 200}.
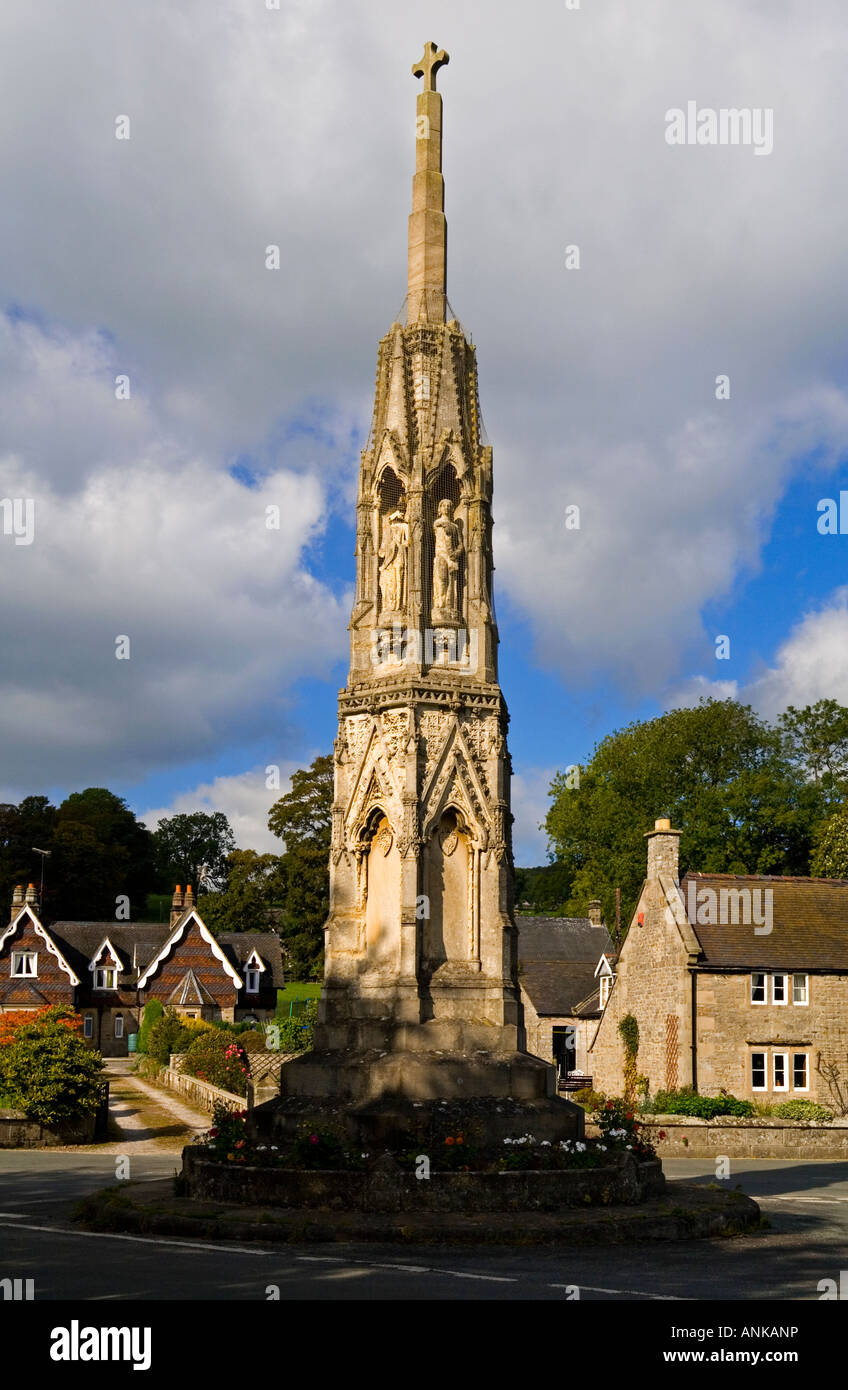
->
{"left": 268, "top": 754, "right": 333, "bottom": 979}
{"left": 594, "top": 1097, "right": 656, "bottom": 1158}
{"left": 136, "top": 999, "right": 164, "bottom": 1055}
{"left": 571, "top": 1087, "right": 607, "bottom": 1110}
{"left": 770, "top": 1099, "right": 834, "bottom": 1123}
{"left": 0, "top": 1006, "right": 103, "bottom": 1127}
{"left": 147, "top": 1010, "right": 196, "bottom": 1065}
{"left": 618, "top": 1014, "right": 639, "bottom": 1103}
{"left": 513, "top": 862, "right": 575, "bottom": 914}
{"left": 652, "top": 1088, "right": 755, "bottom": 1119}
{"left": 811, "top": 805, "right": 848, "bottom": 878}
{"left": 546, "top": 699, "right": 823, "bottom": 928}
{"left": 779, "top": 699, "right": 848, "bottom": 807}
{"left": 206, "top": 1100, "right": 250, "bottom": 1162}
{"left": 182, "top": 1030, "right": 250, "bottom": 1095}
{"left": 200, "top": 848, "right": 283, "bottom": 934}
{"left": 269, "top": 998, "right": 318, "bottom": 1052}
{"left": 152, "top": 810, "right": 236, "bottom": 894}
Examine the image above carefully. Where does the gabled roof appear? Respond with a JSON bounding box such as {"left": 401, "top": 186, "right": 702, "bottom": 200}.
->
{"left": 0, "top": 906, "right": 81, "bottom": 986}
{"left": 166, "top": 968, "right": 217, "bottom": 1008}
{"left": 682, "top": 873, "right": 848, "bottom": 971}
{"left": 0, "top": 980, "right": 50, "bottom": 1006}
{"left": 517, "top": 915, "right": 614, "bottom": 1016}
{"left": 136, "top": 910, "right": 243, "bottom": 990}
{"left": 48, "top": 922, "right": 171, "bottom": 981}
{"left": 218, "top": 933, "right": 286, "bottom": 988}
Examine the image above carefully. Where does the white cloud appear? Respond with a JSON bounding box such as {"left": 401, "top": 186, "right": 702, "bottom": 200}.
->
{"left": 138, "top": 764, "right": 304, "bottom": 855}
{"left": 743, "top": 589, "right": 848, "bottom": 719}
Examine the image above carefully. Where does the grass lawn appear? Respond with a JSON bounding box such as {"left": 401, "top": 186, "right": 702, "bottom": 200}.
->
{"left": 277, "top": 983, "right": 321, "bottom": 1001}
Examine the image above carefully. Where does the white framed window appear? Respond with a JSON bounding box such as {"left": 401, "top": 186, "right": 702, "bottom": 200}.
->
{"left": 793, "top": 1053, "right": 809, "bottom": 1091}
{"left": 792, "top": 974, "right": 808, "bottom": 1006}
{"left": 11, "top": 951, "right": 37, "bottom": 977}
{"left": 772, "top": 1052, "right": 788, "bottom": 1091}
{"left": 751, "top": 1052, "right": 767, "bottom": 1091}
{"left": 599, "top": 975, "right": 614, "bottom": 1008}
{"left": 114, "top": 1016, "right": 124, "bottom": 1039}
{"left": 83, "top": 1015, "right": 94, "bottom": 1039}
{"left": 94, "top": 967, "right": 117, "bottom": 990}
{"left": 245, "top": 970, "right": 260, "bottom": 994}
{"left": 751, "top": 973, "right": 766, "bottom": 1004}
{"left": 771, "top": 974, "right": 788, "bottom": 1005}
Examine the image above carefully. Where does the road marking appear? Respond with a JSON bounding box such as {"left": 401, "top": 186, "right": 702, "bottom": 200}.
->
{"left": 0, "top": 1220, "right": 274, "bottom": 1256}
{"left": 761, "top": 1194, "right": 848, "bottom": 1204}
{"left": 549, "top": 1282, "right": 688, "bottom": 1300}
{"left": 296, "top": 1253, "right": 516, "bottom": 1283}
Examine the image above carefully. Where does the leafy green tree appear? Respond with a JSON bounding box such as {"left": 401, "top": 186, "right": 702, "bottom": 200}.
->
{"left": 268, "top": 755, "right": 333, "bottom": 980}
{"left": 136, "top": 999, "right": 164, "bottom": 1055}
{"left": 0, "top": 1006, "right": 103, "bottom": 1127}
{"left": 811, "top": 805, "right": 848, "bottom": 878}
{"left": 0, "top": 796, "right": 58, "bottom": 916}
{"left": 52, "top": 788, "right": 156, "bottom": 920}
{"left": 779, "top": 699, "right": 848, "bottom": 807}
{"left": 152, "top": 811, "right": 235, "bottom": 893}
{"left": 514, "top": 863, "right": 575, "bottom": 913}
{"left": 200, "top": 849, "right": 283, "bottom": 934}
{"left": 546, "top": 700, "right": 820, "bottom": 931}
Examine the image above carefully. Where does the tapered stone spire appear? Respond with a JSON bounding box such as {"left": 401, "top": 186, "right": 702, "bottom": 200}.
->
{"left": 408, "top": 42, "right": 449, "bottom": 324}
{"left": 274, "top": 46, "right": 576, "bottom": 1137}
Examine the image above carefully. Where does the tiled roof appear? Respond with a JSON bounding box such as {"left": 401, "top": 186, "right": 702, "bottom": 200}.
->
{"left": 682, "top": 873, "right": 848, "bottom": 971}
{"left": 219, "top": 933, "right": 286, "bottom": 988}
{"left": 166, "top": 969, "right": 217, "bottom": 1008}
{"left": 0, "top": 980, "right": 50, "bottom": 1006}
{"left": 48, "top": 923, "right": 171, "bottom": 980}
{"left": 516, "top": 915, "right": 613, "bottom": 1015}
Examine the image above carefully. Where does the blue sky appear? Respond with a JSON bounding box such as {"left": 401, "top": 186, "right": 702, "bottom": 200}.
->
{"left": 3, "top": 0, "right": 848, "bottom": 866}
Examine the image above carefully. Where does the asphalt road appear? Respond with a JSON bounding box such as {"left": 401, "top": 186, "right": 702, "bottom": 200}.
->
{"left": 1, "top": 1153, "right": 847, "bottom": 1300}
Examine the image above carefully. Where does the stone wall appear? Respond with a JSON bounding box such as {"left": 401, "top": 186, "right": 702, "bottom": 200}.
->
{"left": 0, "top": 1107, "right": 97, "bottom": 1148}
{"left": 151, "top": 1064, "right": 244, "bottom": 1115}
{"left": 695, "top": 972, "right": 848, "bottom": 1107}
{"left": 641, "top": 1115, "right": 848, "bottom": 1159}
{"left": 182, "top": 1147, "right": 664, "bottom": 1211}
{"left": 590, "top": 877, "right": 693, "bottom": 1095}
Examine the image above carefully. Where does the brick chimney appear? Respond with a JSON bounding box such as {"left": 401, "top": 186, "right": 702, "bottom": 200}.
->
{"left": 24, "top": 882, "right": 39, "bottom": 914}
{"left": 11, "top": 884, "right": 24, "bottom": 921}
{"left": 645, "top": 817, "right": 681, "bottom": 885}
{"left": 171, "top": 885, "right": 185, "bottom": 926}
{"left": 587, "top": 899, "right": 603, "bottom": 928}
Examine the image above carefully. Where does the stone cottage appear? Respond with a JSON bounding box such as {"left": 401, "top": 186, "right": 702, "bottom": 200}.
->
{"left": 589, "top": 819, "right": 848, "bottom": 1113}
{"left": 517, "top": 904, "right": 614, "bottom": 1086}
{"left": 0, "top": 884, "right": 284, "bottom": 1056}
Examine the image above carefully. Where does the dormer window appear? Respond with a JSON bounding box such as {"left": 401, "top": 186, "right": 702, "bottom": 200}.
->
{"left": 11, "top": 951, "right": 37, "bottom": 978}
{"left": 245, "top": 969, "right": 260, "bottom": 994}
{"left": 94, "top": 966, "right": 117, "bottom": 990}
{"left": 599, "top": 974, "right": 613, "bottom": 1008}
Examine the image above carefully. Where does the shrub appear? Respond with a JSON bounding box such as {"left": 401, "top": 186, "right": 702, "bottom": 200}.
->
{"left": 572, "top": 1087, "right": 606, "bottom": 1111}
{"left": 652, "top": 1088, "right": 755, "bottom": 1119}
{"left": 182, "top": 1030, "right": 250, "bottom": 1095}
{"left": 136, "top": 999, "right": 164, "bottom": 1054}
{"left": 595, "top": 1096, "right": 656, "bottom": 1158}
{"left": 147, "top": 1010, "right": 195, "bottom": 1065}
{"left": 0, "top": 1006, "right": 103, "bottom": 1127}
{"left": 771, "top": 1099, "right": 834, "bottom": 1123}
{"left": 238, "top": 1029, "right": 268, "bottom": 1054}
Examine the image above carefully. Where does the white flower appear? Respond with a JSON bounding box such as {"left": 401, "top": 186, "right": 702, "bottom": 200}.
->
{"left": 541, "top": 1140, "right": 551, "bottom": 1147}
{"left": 626, "top": 1144, "right": 632, "bottom": 1149}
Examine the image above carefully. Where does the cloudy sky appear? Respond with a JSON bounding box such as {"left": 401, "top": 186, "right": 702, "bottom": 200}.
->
{"left": 2, "top": 0, "right": 848, "bottom": 863}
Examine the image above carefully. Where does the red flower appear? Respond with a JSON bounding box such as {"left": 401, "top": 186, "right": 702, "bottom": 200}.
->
{"left": 309, "top": 1134, "right": 319, "bottom": 1145}
{"left": 445, "top": 1136, "right": 455, "bottom": 1146}
{"left": 235, "top": 1140, "right": 245, "bottom": 1149}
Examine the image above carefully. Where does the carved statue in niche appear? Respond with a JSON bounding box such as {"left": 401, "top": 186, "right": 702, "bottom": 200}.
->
{"left": 379, "top": 509, "right": 408, "bottom": 614}
{"left": 432, "top": 499, "right": 463, "bottom": 623}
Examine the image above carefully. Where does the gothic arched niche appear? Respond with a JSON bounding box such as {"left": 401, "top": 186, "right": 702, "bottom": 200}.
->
{"left": 422, "top": 807, "right": 470, "bottom": 974}
{"left": 376, "top": 467, "right": 408, "bottom": 618}
{"left": 363, "top": 810, "right": 400, "bottom": 970}
{"left": 425, "top": 464, "right": 466, "bottom": 629}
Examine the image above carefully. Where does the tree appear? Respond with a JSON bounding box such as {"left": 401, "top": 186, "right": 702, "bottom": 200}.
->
{"left": 52, "top": 788, "right": 156, "bottom": 920}
{"left": 152, "top": 811, "right": 235, "bottom": 893}
{"left": 268, "top": 755, "right": 333, "bottom": 980}
{"left": 811, "top": 806, "right": 848, "bottom": 878}
{"left": 779, "top": 699, "right": 848, "bottom": 807}
{"left": 546, "top": 699, "right": 820, "bottom": 931}
{"left": 0, "top": 1006, "right": 103, "bottom": 1127}
{"left": 0, "top": 796, "right": 58, "bottom": 916}
{"left": 201, "top": 849, "right": 284, "bottom": 934}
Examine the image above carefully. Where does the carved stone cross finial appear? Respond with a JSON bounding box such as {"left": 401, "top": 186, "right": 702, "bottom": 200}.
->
{"left": 412, "top": 42, "right": 449, "bottom": 93}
